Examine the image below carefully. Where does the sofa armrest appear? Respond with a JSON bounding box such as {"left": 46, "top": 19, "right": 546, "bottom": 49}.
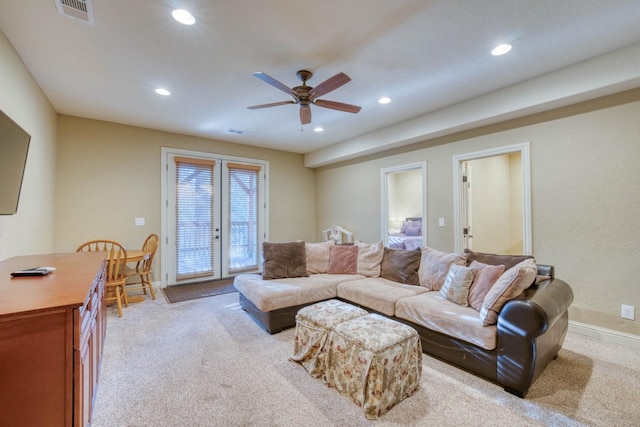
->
{"left": 496, "top": 277, "right": 573, "bottom": 397}
{"left": 498, "top": 278, "right": 573, "bottom": 338}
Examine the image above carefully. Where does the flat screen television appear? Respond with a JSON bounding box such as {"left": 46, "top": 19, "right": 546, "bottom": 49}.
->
{"left": 0, "top": 108, "right": 31, "bottom": 215}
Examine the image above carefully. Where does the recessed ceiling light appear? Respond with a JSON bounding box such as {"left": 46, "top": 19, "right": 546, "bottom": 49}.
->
{"left": 378, "top": 97, "right": 391, "bottom": 104}
{"left": 155, "top": 88, "right": 171, "bottom": 96}
{"left": 313, "top": 127, "right": 324, "bottom": 132}
{"left": 172, "top": 9, "right": 195, "bottom": 25}
{"left": 491, "top": 43, "right": 512, "bottom": 56}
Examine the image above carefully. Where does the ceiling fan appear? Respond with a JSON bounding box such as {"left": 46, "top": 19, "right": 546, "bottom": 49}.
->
{"left": 247, "top": 70, "right": 361, "bottom": 125}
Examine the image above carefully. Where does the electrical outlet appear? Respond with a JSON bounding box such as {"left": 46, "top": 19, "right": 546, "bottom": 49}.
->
{"left": 621, "top": 304, "right": 635, "bottom": 320}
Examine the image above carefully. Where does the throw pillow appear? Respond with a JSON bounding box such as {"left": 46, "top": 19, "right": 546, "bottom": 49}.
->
{"left": 262, "top": 241, "right": 309, "bottom": 280}
{"left": 380, "top": 247, "right": 421, "bottom": 285}
{"left": 479, "top": 258, "right": 537, "bottom": 326}
{"left": 417, "top": 247, "right": 467, "bottom": 290}
{"left": 467, "top": 261, "right": 505, "bottom": 311}
{"left": 327, "top": 245, "right": 358, "bottom": 274}
{"left": 305, "top": 240, "right": 335, "bottom": 274}
{"left": 355, "top": 240, "right": 384, "bottom": 277}
{"left": 464, "top": 249, "right": 533, "bottom": 271}
{"left": 439, "top": 264, "right": 475, "bottom": 306}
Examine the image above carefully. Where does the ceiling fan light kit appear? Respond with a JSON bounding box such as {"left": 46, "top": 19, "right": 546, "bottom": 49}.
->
{"left": 248, "top": 69, "right": 361, "bottom": 125}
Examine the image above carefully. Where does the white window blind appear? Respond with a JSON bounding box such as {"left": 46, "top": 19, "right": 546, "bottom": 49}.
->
{"left": 227, "top": 162, "right": 261, "bottom": 274}
{"left": 175, "top": 157, "right": 215, "bottom": 281}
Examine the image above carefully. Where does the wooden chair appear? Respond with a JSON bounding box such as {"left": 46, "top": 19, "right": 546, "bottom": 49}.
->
{"left": 125, "top": 234, "right": 159, "bottom": 300}
{"left": 76, "top": 240, "right": 128, "bottom": 317}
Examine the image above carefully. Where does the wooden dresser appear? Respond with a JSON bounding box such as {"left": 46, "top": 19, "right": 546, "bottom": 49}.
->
{"left": 0, "top": 252, "right": 107, "bottom": 427}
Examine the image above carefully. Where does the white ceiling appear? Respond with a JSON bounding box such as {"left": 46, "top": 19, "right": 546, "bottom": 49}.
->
{"left": 2, "top": 0, "right": 640, "bottom": 167}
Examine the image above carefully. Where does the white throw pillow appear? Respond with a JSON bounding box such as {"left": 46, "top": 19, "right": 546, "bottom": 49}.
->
{"left": 355, "top": 240, "right": 384, "bottom": 277}
{"left": 305, "top": 240, "right": 335, "bottom": 274}
{"left": 417, "top": 246, "right": 467, "bottom": 290}
{"left": 439, "top": 264, "right": 475, "bottom": 306}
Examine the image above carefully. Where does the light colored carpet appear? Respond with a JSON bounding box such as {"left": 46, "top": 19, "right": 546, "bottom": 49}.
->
{"left": 91, "top": 293, "right": 640, "bottom": 427}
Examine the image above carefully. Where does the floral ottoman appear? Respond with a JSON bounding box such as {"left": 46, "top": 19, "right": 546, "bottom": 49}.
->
{"left": 290, "top": 299, "right": 368, "bottom": 378}
{"left": 325, "top": 313, "right": 422, "bottom": 419}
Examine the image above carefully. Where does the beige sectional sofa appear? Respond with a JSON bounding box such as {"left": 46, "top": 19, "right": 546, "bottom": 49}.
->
{"left": 233, "top": 240, "right": 573, "bottom": 398}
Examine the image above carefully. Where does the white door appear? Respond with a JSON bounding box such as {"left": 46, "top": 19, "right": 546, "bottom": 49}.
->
{"left": 163, "top": 149, "right": 268, "bottom": 285}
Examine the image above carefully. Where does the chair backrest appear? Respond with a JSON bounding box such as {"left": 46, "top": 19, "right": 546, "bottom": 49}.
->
{"left": 140, "top": 234, "right": 159, "bottom": 272}
{"left": 77, "top": 240, "right": 128, "bottom": 283}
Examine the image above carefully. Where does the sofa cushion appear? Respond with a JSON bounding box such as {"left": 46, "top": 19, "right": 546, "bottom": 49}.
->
{"left": 468, "top": 261, "right": 505, "bottom": 311}
{"left": 336, "top": 277, "right": 429, "bottom": 316}
{"left": 380, "top": 247, "right": 421, "bottom": 285}
{"left": 464, "top": 249, "right": 533, "bottom": 271}
{"left": 418, "top": 247, "right": 467, "bottom": 290}
{"left": 395, "top": 293, "right": 498, "bottom": 350}
{"left": 355, "top": 240, "right": 384, "bottom": 277}
{"left": 480, "top": 258, "right": 538, "bottom": 326}
{"left": 327, "top": 245, "right": 358, "bottom": 274}
{"left": 305, "top": 240, "right": 335, "bottom": 274}
{"left": 439, "top": 264, "right": 474, "bottom": 306}
{"left": 234, "top": 273, "right": 364, "bottom": 312}
{"left": 262, "top": 241, "right": 309, "bottom": 279}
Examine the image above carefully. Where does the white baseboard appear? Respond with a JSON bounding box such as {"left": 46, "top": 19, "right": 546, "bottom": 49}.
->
{"left": 568, "top": 320, "right": 640, "bottom": 349}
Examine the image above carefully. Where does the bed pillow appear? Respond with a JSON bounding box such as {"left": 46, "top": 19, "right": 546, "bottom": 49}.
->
{"left": 327, "top": 245, "right": 358, "bottom": 274}
{"left": 418, "top": 247, "right": 467, "bottom": 290}
{"left": 305, "top": 240, "right": 335, "bottom": 274}
{"left": 262, "top": 241, "right": 309, "bottom": 279}
{"left": 401, "top": 220, "right": 421, "bottom": 234}
{"left": 464, "top": 249, "right": 533, "bottom": 271}
{"left": 380, "top": 247, "right": 421, "bottom": 285}
{"left": 439, "top": 264, "right": 475, "bottom": 306}
{"left": 468, "top": 261, "right": 505, "bottom": 311}
{"left": 355, "top": 240, "right": 384, "bottom": 277}
{"left": 404, "top": 225, "right": 421, "bottom": 236}
{"left": 480, "top": 258, "right": 537, "bottom": 326}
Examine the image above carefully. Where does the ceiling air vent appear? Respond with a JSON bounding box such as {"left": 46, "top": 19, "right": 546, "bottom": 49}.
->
{"left": 55, "top": 0, "right": 95, "bottom": 26}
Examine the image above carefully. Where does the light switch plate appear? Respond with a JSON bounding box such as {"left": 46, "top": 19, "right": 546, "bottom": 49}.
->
{"left": 438, "top": 218, "right": 445, "bottom": 227}
{"left": 135, "top": 217, "right": 145, "bottom": 226}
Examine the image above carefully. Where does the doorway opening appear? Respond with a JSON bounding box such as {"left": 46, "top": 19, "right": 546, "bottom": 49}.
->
{"left": 381, "top": 162, "right": 427, "bottom": 250}
{"left": 452, "top": 143, "right": 531, "bottom": 255}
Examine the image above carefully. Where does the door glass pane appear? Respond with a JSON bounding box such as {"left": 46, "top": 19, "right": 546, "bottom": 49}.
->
{"left": 175, "top": 158, "right": 215, "bottom": 280}
{"left": 227, "top": 163, "right": 261, "bottom": 274}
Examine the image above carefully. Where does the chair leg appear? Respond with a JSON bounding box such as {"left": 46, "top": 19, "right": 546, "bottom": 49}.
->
{"left": 115, "top": 286, "right": 123, "bottom": 318}
{"left": 144, "top": 273, "right": 156, "bottom": 300}
{"left": 121, "top": 283, "right": 129, "bottom": 307}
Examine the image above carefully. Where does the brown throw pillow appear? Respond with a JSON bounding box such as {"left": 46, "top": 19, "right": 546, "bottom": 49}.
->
{"left": 380, "top": 247, "right": 421, "bottom": 285}
{"left": 327, "top": 245, "right": 358, "bottom": 274}
{"left": 262, "top": 241, "right": 309, "bottom": 279}
{"left": 464, "top": 248, "right": 533, "bottom": 271}
{"left": 468, "top": 261, "right": 505, "bottom": 311}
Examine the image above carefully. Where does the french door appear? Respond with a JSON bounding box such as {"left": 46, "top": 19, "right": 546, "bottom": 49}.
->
{"left": 162, "top": 148, "right": 268, "bottom": 285}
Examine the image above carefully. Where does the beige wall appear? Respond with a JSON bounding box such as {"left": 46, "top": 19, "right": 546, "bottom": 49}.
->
{"left": 0, "top": 31, "right": 57, "bottom": 260}
{"left": 316, "top": 95, "right": 640, "bottom": 336}
{"left": 55, "top": 116, "right": 316, "bottom": 280}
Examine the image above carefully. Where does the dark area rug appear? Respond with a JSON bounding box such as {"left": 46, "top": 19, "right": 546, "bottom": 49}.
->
{"left": 162, "top": 278, "right": 237, "bottom": 303}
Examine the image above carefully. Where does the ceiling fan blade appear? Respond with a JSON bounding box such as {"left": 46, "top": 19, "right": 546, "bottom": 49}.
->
{"left": 308, "top": 72, "right": 351, "bottom": 99}
{"left": 314, "top": 99, "right": 361, "bottom": 113}
{"left": 300, "top": 105, "right": 311, "bottom": 125}
{"left": 253, "top": 72, "right": 297, "bottom": 98}
{"left": 247, "top": 100, "right": 296, "bottom": 110}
